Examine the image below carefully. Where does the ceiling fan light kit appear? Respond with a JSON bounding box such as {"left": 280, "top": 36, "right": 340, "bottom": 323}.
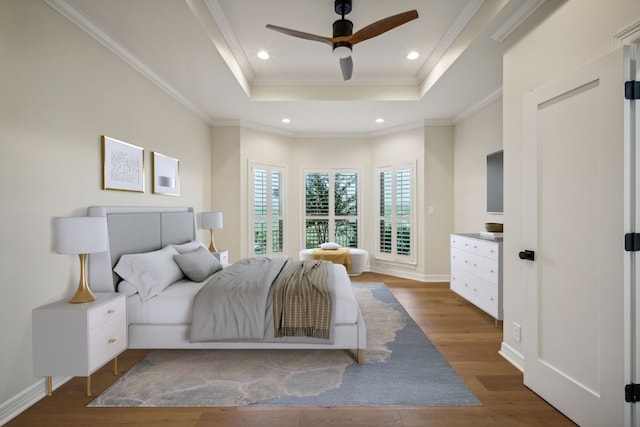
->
{"left": 266, "top": 0, "right": 418, "bottom": 81}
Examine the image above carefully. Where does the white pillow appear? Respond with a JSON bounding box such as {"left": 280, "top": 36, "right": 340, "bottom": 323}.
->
{"left": 171, "top": 240, "right": 206, "bottom": 254}
{"left": 117, "top": 280, "right": 139, "bottom": 296}
{"left": 114, "top": 246, "right": 184, "bottom": 301}
{"left": 320, "top": 242, "right": 340, "bottom": 250}
{"left": 174, "top": 247, "right": 223, "bottom": 282}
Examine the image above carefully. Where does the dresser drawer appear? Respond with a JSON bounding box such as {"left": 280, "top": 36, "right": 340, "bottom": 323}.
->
{"left": 451, "top": 269, "right": 500, "bottom": 318}
{"left": 450, "top": 234, "right": 499, "bottom": 260}
{"left": 450, "top": 233, "right": 503, "bottom": 320}
{"left": 451, "top": 247, "right": 499, "bottom": 284}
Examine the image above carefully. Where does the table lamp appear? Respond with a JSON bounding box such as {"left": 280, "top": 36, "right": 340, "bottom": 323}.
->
{"left": 200, "top": 212, "right": 222, "bottom": 252}
{"left": 55, "top": 216, "right": 109, "bottom": 303}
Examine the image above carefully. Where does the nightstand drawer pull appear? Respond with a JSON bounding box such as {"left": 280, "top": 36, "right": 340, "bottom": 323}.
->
{"left": 108, "top": 338, "right": 117, "bottom": 344}
{"left": 107, "top": 309, "right": 116, "bottom": 314}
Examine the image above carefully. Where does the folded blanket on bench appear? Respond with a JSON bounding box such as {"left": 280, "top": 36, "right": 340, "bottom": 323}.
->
{"left": 312, "top": 248, "right": 352, "bottom": 272}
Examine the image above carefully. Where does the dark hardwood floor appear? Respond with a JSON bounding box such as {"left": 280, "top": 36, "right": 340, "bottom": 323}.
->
{"left": 7, "top": 273, "right": 577, "bottom": 426}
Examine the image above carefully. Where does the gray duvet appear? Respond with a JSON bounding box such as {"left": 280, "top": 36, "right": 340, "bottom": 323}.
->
{"left": 189, "top": 257, "right": 336, "bottom": 344}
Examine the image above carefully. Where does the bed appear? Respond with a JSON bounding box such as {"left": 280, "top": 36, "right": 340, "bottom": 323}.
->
{"left": 87, "top": 206, "right": 366, "bottom": 363}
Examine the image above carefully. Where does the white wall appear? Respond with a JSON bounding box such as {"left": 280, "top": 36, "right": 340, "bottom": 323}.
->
{"left": 0, "top": 0, "right": 211, "bottom": 408}
{"left": 292, "top": 136, "right": 372, "bottom": 257}
{"left": 453, "top": 98, "right": 503, "bottom": 233}
{"left": 372, "top": 126, "right": 429, "bottom": 279}
{"left": 501, "top": 0, "right": 640, "bottom": 364}
{"left": 424, "top": 125, "right": 455, "bottom": 279}
{"left": 210, "top": 124, "right": 455, "bottom": 281}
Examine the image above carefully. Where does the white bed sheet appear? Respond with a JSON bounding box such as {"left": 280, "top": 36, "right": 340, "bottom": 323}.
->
{"left": 124, "top": 264, "right": 359, "bottom": 325}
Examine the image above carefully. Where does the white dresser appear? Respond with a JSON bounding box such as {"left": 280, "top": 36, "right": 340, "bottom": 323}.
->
{"left": 33, "top": 292, "right": 127, "bottom": 396}
{"left": 450, "top": 233, "right": 503, "bottom": 320}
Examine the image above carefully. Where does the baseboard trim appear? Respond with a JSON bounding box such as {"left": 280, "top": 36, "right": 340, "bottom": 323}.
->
{"left": 369, "top": 266, "right": 449, "bottom": 283}
{"left": 0, "top": 377, "right": 71, "bottom": 425}
{"left": 499, "top": 342, "right": 524, "bottom": 372}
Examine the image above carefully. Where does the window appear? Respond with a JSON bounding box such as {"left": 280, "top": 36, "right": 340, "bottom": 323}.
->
{"left": 304, "top": 170, "right": 359, "bottom": 249}
{"left": 251, "top": 163, "right": 285, "bottom": 256}
{"left": 377, "top": 163, "right": 414, "bottom": 260}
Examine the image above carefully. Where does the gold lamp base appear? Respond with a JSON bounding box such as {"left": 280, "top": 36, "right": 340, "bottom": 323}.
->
{"left": 208, "top": 229, "right": 218, "bottom": 253}
{"left": 69, "top": 253, "right": 96, "bottom": 304}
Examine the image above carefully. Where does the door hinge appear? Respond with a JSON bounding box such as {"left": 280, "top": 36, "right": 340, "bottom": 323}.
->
{"left": 625, "top": 233, "right": 640, "bottom": 251}
{"left": 625, "top": 383, "right": 640, "bottom": 403}
{"left": 625, "top": 81, "right": 640, "bottom": 100}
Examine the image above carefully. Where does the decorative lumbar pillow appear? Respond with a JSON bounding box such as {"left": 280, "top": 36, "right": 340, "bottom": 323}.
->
{"left": 320, "top": 242, "right": 340, "bottom": 250}
{"left": 171, "top": 240, "right": 206, "bottom": 254}
{"left": 173, "top": 247, "right": 223, "bottom": 282}
{"left": 114, "top": 246, "right": 184, "bottom": 301}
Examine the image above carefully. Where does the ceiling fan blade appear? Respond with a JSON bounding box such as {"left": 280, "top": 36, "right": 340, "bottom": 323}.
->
{"left": 349, "top": 10, "right": 418, "bottom": 45}
{"left": 340, "top": 56, "right": 353, "bottom": 81}
{"left": 265, "top": 24, "right": 332, "bottom": 46}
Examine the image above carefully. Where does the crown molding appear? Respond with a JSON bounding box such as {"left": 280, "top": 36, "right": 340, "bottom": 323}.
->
{"left": 490, "top": 0, "right": 546, "bottom": 43}
{"left": 44, "top": 0, "right": 212, "bottom": 124}
{"left": 417, "top": 0, "right": 485, "bottom": 81}
{"left": 453, "top": 86, "right": 502, "bottom": 123}
{"left": 614, "top": 20, "right": 640, "bottom": 47}
{"left": 204, "top": 0, "right": 254, "bottom": 81}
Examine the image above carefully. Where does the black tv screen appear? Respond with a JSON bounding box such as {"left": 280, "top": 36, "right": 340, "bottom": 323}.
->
{"left": 486, "top": 150, "right": 504, "bottom": 214}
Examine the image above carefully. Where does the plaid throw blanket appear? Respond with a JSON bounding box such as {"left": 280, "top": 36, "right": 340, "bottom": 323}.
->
{"left": 273, "top": 260, "right": 332, "bottom": 340}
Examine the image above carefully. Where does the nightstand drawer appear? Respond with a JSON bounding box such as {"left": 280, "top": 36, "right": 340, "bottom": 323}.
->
{"left": 89, "top": 313, "right": 127, "bottom": 371}
{"left": 89, "top": 296, "right": 126, "bottom": 329}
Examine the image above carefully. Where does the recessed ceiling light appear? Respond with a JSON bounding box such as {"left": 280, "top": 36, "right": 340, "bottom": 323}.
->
{"left": 281, "top": 118, "right": 291, "bottom": 124}
{"left": 375, "top": 118, "right": 385, "bottom": 123}
{"left": 257, "top": 50, "right": 270, "bottom": 60}
{"left": 406, "top": 51, "right": 419, "bottom": 60}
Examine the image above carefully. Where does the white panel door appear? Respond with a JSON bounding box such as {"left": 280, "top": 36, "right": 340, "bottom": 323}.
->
{"left": 627, "top": 43, "right": 640, "bottom": 427}
{"left": 522, "top": 48, "right": 627, "bottom": 427}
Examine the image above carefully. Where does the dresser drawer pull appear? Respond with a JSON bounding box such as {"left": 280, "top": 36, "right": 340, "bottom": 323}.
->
{"left": 107, "top": 309, "right": 116, "bottom": 314}
{"left": 108, "top": 338, "right": 117, "bottom": 344}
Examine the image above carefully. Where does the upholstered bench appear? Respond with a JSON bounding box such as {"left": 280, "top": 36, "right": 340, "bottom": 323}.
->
{"left": 299, "top": 248, "right": 368, "bottom": 276}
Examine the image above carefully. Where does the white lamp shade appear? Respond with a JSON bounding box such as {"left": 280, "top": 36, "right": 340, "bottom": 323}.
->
{"left": 55, "top": 216, "right": 109, "bottom": 255}
{"left": 200, "top": 212, "right": 223, "bottom": 230}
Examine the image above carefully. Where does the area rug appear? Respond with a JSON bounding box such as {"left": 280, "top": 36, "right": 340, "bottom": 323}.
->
{"left": 88, "top": 283, "right": 480, "bottom": 407}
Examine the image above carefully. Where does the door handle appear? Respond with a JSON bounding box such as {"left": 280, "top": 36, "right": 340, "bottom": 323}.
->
{"left": 519, "top": 250, "right": 535, "bottom": 261}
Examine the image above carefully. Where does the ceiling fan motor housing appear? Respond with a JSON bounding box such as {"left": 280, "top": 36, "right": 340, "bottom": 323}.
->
{"left": 332, "top": 19, "right": 353, "bottom": 58}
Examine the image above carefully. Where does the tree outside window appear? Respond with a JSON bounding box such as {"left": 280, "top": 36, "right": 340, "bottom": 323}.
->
{"left": 304, "top": 171, "right": 359, "bottom": 248}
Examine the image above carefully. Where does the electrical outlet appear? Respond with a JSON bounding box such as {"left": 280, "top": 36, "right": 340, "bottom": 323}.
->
{"left": 513, "top": 323, "right": 521, "bottom": 342}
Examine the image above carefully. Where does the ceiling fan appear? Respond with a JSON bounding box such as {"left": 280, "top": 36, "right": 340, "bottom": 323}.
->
{"left": 265, "top": 0, "right": 419, "bottom": 81}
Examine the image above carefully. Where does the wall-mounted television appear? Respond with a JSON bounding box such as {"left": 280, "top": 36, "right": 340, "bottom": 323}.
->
{"left": 486, "top": 150, "right": 503, "bottom": 214}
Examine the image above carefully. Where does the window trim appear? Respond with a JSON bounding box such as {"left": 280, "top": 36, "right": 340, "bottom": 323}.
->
{"left": 249, "top": 161, "right": 286, "bottom": 257}
{"left": 302, "top": 168, "right": 361, "bottom": 249}
{"left": 375, "top": 161, "right": 416, "bottom": 264}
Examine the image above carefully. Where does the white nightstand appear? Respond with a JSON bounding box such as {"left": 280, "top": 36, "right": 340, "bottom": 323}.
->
{"left": 213, "top": 249, "right": 229, "bottom": 267}
{"left": 32, "top": 292, "right": 127, "bottom": 396}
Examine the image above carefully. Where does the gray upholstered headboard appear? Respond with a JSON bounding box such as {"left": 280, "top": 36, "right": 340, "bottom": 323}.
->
{"left": 87, "top": 206, "right": 197, "bottom": 292}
